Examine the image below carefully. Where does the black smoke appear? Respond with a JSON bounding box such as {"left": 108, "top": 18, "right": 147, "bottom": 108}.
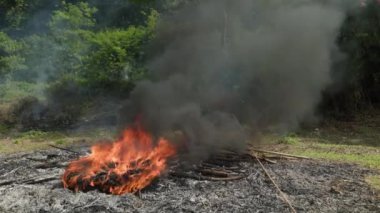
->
{"left": 120, "top": 0, "right": 347, "bottom": 159}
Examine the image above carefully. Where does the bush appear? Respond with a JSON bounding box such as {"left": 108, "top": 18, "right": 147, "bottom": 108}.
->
{"left": 0, "top": 81, "right": 45, "bottom": 102}
{"left": 80, "top": 10, "right": 158, "bottom": 89}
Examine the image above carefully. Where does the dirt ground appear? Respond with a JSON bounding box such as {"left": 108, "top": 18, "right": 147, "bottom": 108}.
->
{"left": 0, "top": 146, "right": 379, "bottom": 213}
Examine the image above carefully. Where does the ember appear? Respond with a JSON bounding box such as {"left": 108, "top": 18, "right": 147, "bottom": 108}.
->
{"left": 62, "top": 123, "right": 177, "bottom": 195}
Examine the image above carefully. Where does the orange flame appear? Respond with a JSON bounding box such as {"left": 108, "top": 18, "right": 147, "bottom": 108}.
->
{"left": 62, "top": 124, "right": 176, "bottom": 195}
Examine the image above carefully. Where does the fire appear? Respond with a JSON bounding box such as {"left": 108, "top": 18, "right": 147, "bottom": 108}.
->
{"left": 62, "top": 124, "right": 177, "bottom": 195}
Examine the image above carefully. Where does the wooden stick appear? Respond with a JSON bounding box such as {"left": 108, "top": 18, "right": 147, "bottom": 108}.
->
{"left": 250, "top": 148, "right": 311, "bottom": 160}
{"left": 35, "top": 162, "right": 69, "bottom": 169}
{"left": 23, "top": 176, "right": 58, "bottom": 184}
{"left": 203, "top": 175, "right": 245, "bottom": 181}
{"left": 0, "top": 175, "right": 58, "bottom": 186}
{"left": 0, "top": 167, "right": 20, "bottom": 178}
{"left": 196, "top": 169, "right": 230, "bottom": 177}
{"left": 135, "top": 190, "right": 143, "bottom": 200}
{"left": 263, "top": 158, "right": 277, "bottom": 164}
{"left": 170, "top": 172, "right": 245, "bottom": 181}
{"left": 49, "top": 145, "right": 81, "bottom": 155}
{"left": 26, "top": 157, "right": 47, "bottom": 162}
{"left": 0, "top": 180, "right": 14, "bottom": 186}
{"left": 70, "top": 197, "right": 100, "bottom": 212}
{"left": 261, "top": 155, "right": 295, "bottom": 160}
{"left": 252, "top": 153, "right": 297, "bottom": 213}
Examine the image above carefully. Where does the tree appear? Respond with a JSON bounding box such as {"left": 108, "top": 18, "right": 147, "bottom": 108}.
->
{"left": 0, "top": 32, "right": 25, "bottom": 80}
{"left": 338, "top": 1, "right": 380, "bottom": 107}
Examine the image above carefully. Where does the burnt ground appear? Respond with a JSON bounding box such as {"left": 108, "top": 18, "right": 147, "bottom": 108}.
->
{"left": 0, "top": 146, "right": 379, "bottom": 213}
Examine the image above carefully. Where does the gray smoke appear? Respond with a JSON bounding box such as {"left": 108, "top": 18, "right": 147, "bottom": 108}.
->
{"left": 120, "top": 0, "right": 346, "bottom": 159}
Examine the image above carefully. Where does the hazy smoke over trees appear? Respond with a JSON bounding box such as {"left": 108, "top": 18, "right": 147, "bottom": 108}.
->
{"left": 121, "top": 0, "right": 346, "bottom": 159}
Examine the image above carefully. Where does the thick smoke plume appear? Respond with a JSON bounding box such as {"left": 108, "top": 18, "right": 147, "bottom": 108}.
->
{"left": 121, "top": 0, "right": 345, "bottom": 159}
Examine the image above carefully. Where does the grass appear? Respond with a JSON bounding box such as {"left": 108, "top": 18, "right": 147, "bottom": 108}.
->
{"left": 0, "top": 127, "right": 116, "bottom": 154}
{"left": 259, "top": 133, "right": 380, "bottom": 170}
{"left": 292, "top": 145, "right": 380, "bottom": 169}
{"left": 257, "top": 132, "right": 380, "bottom": 191}
{"left": 0, "top": 130, "right": 70, "bottom": 154}
{"left": 54, "top": 139, "right": 66, "bottom": 145}
{"left": 366, "top": 175, "right": 380, "bottom": 191}
{"left": 256, "top": 111, "right": 380, "bottom": 191}
{"left": 0, "top": 134, "right": 72, "bottom": 154}
{"left": 288, "top": 142, "right": 380, "bottom": 191}
{"left": 277, "top": 134, "right": 300, "bottom": 145}
{"left": 17, "top": 130, "right": 65, "bottom": 141}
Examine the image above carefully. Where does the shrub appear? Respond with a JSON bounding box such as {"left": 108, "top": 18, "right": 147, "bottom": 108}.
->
{"left": 80, "top": 10, "right": 158, "bottom": 89}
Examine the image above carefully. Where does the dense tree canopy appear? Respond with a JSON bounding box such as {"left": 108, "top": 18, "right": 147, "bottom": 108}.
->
{"left": 0, "top": 0, "right": 379, "bottom": 116}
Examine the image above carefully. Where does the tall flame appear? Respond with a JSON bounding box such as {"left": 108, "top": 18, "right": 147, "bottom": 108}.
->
{"left": 62, "top": 124, "right": 177, "bottom": 195}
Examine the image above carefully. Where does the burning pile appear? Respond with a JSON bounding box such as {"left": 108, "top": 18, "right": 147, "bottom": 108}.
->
{"left": 62, "top": 124, "right": 177, "bottom": 195}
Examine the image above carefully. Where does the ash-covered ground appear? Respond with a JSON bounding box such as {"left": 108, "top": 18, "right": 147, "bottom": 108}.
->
{"left": 0, "top": 146, "right": 379, "bottom": 213}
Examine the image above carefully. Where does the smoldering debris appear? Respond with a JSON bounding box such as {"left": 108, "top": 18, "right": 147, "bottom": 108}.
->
{"left": 120, "top": 0, "right": 346, "bottom": 159}
{"left": 0, "top": 148, "right": 378, "bottom": 212}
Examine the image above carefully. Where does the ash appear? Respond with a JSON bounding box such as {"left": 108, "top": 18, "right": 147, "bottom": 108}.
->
{"left": 0, "top": 146, "right": 379, "bottom": 213}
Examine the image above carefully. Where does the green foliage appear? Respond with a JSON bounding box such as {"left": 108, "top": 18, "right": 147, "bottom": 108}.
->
{"left": 0, "top": 1, "right": 161, "bottom": 132}
{"left": 0, "top": 32, "right": 25, "bottom": 79}
{"left": 0, "top": 0, "right": 27, "bottom": 28}
{"left": 45, "top": 2, "right": 97, "bottom": 79}
{"left": 49, "top": 2, "right": 97, "bottom": 31}
{"left": 1, "top": 0, "right": 159, "bottom": 86}
{"left": 17, "top": 2, "right": 157, "bottom": 88}
{"left": 0, "top": 0, "right": 55, "bottom": 31}
{"left": 18, "top": 2, "right": 96, "bottom": 81}
{"left": 81, "top": 9, "right": 157, "bottom": 87}
{"left": 82, "top": 27, "right": 149, "bottom": 86}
